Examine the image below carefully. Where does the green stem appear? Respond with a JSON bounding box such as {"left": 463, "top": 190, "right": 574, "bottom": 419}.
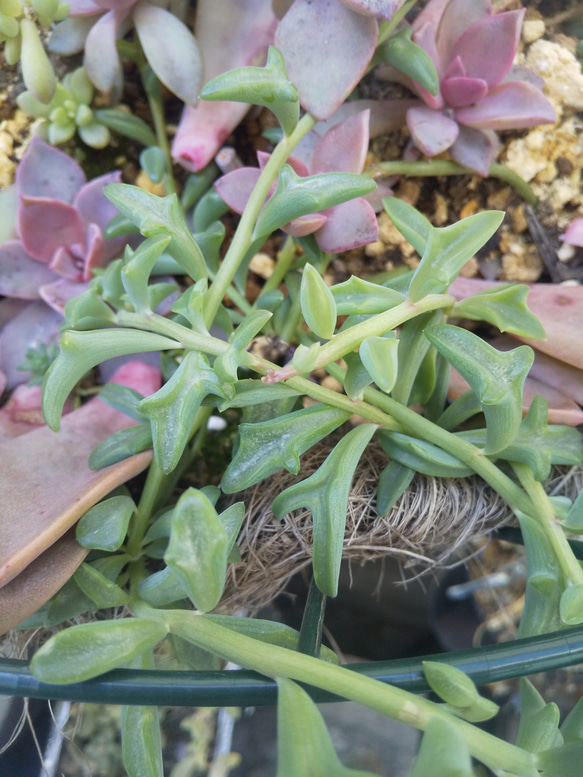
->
{"left": 138, "top": 607, "right": 537, "bottom": 777}
{"left": 268, "top": 294, "right": 455, "bottom": 381}
{"left": 298, "top": 578, "right": 327, "bottom": 658}
{"left": 261, "top": 236, "right": 297, "bottom": 296}
{"left": 368, "top": 160, "right": 537, "bottom": 206}
{"left": 142, "top": 73, "right": 176, "bottom": 198}
{"left": 127, "top": 456, "right": 166, "bottom": 560}
{"left": 513, "top": 463, "right": 583, "bottom": 586}
{"left": 324, "top": 361, "right": 534, "bottom": 519}
{"left": 203, "top": 113, "right": 318, "bottom": 328}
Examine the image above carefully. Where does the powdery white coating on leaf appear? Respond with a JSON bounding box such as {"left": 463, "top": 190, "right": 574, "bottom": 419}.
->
{"left": 83, "top": 9, "right": 126, "bottom": 96}
{"left": 338, "top": 0, "right": 406, "bottom": 20}
{"left": 15, "top": 136, "right": 86, "bottom": 202}
{"left": 275, "top": 0, "right": 377, "bottom": 120}
{"left": 455, "top": 81, "right": 557, "bottom": 131}
{"left": 406, "top": 105, "right": 459, "bottom": 156}
{"left": 312, "top": 109, "right": 370, "bottom": 175}
{"left": 314, "top": 198, "right": 377, "bottom": 253}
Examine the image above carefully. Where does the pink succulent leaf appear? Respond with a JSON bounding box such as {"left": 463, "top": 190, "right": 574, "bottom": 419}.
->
{"left": 447, "top": 9, "right": 524, "bottom": 88}
{"left": 312, "top": 110, "right": 370, "bottom": 175}
{"left": 258, "top": 151, "right": 309, "bottom": 178}
{"left": 93, "top": 0, "right": 137, "bottom": 11}
{"left": 364, "top": 180, "right": 394, "bottom": 211}
{"left": 411, "top": 23, "right": 445, "bottom": 108}
{"left": 39, "top": 279, "right": 91, "bottom": 314}
{"left": 0, "top": 298, "right": 28, "bottom": 330}
{"left": 74, "top": 171, "right": 122, "bottom": 231}
{"left": 441, "top": 75, "right": 488, "bottom": 108}
{"left": 406, "top": 105, "right": 459, "bottom": 156}
{"left": 15, "top": 137, "right": 86, "bottom": 203}
{"left": 449, "top": 125, "right": 498, "bottom": 176}
{"left": 0, "top": 384, "right": 56, "bottom": 440}
{"left": 82, "top": 223, "right": 109, "bottom": 280}
{"left": 172, "top": 0, "right": 277, "bottom": 171}
{"left": 442, "top": 55, "right": 465, "bottom": 80}
{"left": 338, "top": 0, "right": 407, "bottom": 20}
{"left": 0, "top": 241, "right": 57, "bottom": 299}
{"left": 0, "top": 300, "right": 63, "bottom": 389}
{"left": 0, "top": 361, "right": 160, "bottom": 591}
{"left": 284, "top": 213, "right": 328, "bottom": 238}
{"left": 84, "top": 8, "right": 128, "bottom": 95}
{"left": 562, "top": 219, "right": 583, "bottom": 248}
{"left": 435, "top": 0, "right": 491, "bottom": 69}
{"left": 64, "top": 0, "right": 105, "bottom": 15}
{"left": 314, "top": 198, "right": 378, "bottom": 253}
{"left": 318, "top": 99, "right": 420, "bottom": 141}
{"left": 412, "top": 0, "right": 453, "bottom": 34}
{"left": 455, "top": 80, "right": 556, "bottom": 131}
{"left": 504, "top": 64, "right": 545, "bottom": 90}
{"left": 49, "top": 246, "right": 83, "bottom": 280}
{"left": 214, "top": 167, "right": 262, "bottom": 214}
{"left": 49, "top": 16, "right": 99, "bottom": 55}
{"left": 133, "top": 5, "right": 203, "bottom": 106}
{"left": 18, "top": 197, "right": 85, "bottom": 264}
{"left": 275, "top": 0, "right": 378, "bottom": 120}
{"left": 0, "top": 370, "right": 5, "bottom": 396}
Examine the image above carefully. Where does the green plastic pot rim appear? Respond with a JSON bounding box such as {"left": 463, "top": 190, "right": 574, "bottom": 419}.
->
{"left": 2, "top": 624, "right": 583, "bottom": 708}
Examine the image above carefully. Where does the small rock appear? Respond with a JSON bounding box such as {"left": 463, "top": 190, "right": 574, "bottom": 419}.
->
{"left": 320, "top": 375, "right": 343, "bottom": 393}
{"left": 135, "top": 169, "right": 165, "bottom": 196}
{"left": 522, "top": 20, "right": 545, "bottom": 44}
{"left": 249, "top": 252, "right": 275, "bottom": 279}
{"left": 433, "top": 192, "right": 448, "bottom": 225}
{"left": 459, "top": 199, "right": 479, "bottom": 219}
{"left": 526, "top": 39, "right": 583, "bottom": 111}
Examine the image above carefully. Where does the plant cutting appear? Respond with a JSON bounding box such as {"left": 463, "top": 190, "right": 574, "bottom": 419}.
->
{"left": 1, "top": 3, "right": 583, "bottom": 776}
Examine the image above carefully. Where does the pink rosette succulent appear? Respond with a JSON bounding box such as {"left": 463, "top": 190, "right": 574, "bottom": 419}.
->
{"left": 395, "top": 0, "right": 556, "bottom": 175}
{"left": 48, "top": 0, "right": 202, "bottom": 104}
{"left": 215, "top": 110, "right": 383, "bottom": 254}
{"left": 0, "top": 137, "right": 125, "bottom": 387}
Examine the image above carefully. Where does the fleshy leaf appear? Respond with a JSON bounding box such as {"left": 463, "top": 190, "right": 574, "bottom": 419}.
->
{"left": 30, "top": 619, "right": 168, "bottom": 683}
{"left": 408, "top": 211, "right": 504, "bottom": 303}
{"left": 42, "top": 329, "right": 179, "bottom": 431}
{"left": 94, "top": 109, "right": 157, "bottom": 147}
{"left": 560, "top": 584, "right": 583, "bottom": 627}
{"left": 76, "top": 495, "right": 135, "bottom": 551}
{"left": 406, "top": 718, "right": 475, "bottom": 777}
{"left": 272, "top": 424, "right": 376, "bottom": 596}
{"left": 137, "top": 351, "right": 228, "bottom": 475}
{"left": 276, "top": 678, "right": 378, "bottom": 777}
{"left": 516, "top": 678, "right": 563, "bottom": 753}
{"left": 343, "top": 352, "right": 373, "bottom": 399}
{"left": 104, "top": 184, "right": 207, "bottom": 280}
{"left": 536, "top": 742, "right": 583, "bottom": 777}
{"left": 164, "top": 488, "right": 230, "bottom": 612}
{"left": 381, "top": 27, "right": 439, "bottom": 96}
{"left": 331, "top": 276, "right": 406, "bottom": 315}
{"left": 376, "top": 460, "right": 415, "bottom": 516}
{"left": 122, "top": 235, "right": 171, "bottom": 313}
{"left": 88, "top": 423, "right": 153, "bottom": 469}
{"left": 122, "top": 698, "right": 164, "bottom": 777}
{"left": 382, "top": 197, "right": 431, "bottom": 256}
{"left": 201, "top": 46, "right": 299, "bottom": 136}
{"left": 359, "top": 335, "right": 399, "bottom": 394}
{"left": 452, "top": 284, "right": 545, "bottom": 340}
{"left": 21, "top": 19, "right": 57, "bottom": 103}
{"left": 253, "top": 165, "right": 376, "bottom": 239}
{"left": 221, "top": 404, "right": 351, "bottom": 493}
{"left": 300, "top": 263, "right": 337, "bottom": 340}
{"left": 378, "top": 430, "right": 473, "bottom": 478}
{"left": 73, "top": 563, "right": 129, "bottom": 608}
{"left": 425, "top": 324, "right": 533, "bottom": 454}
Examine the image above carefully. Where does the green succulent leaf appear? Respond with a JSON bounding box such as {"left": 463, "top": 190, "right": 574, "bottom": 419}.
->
{"left": 536, "top": 741, "right": 583, "bottom": 777}
{"left": 73, "top": 562, "right": 129, "bottom": 608}
{"left": 180, "top": 162, "right": 220, "bottom": 210}
{"left": 378, "top": 431, "right": 473, "bottom": 478}
{"left": 20, "top": 19, "right": 56, "bottom": 103}
{"left": 104, "top": 213, "right": 141, "bottom": 239}
{"left": 560, "top": 583, "right": 583, "bottom": 626}
{"left": 137, "top": 350, "right": 228, "bottom": 475}
{"left": 121, "top": 652, "right": 163, "bottom": 777}
{"left": 516, "top": 512, "right": 564, "bottom": 638}
{"left": 254, "top": 165, "right": 376, "bottom": 239}
{"left": 122, "top": 234, "right": 171, "bottom": 313}
{"left": 201, "top": 46, "right": 300, "bottom": 137}
{"left": 382, "top": 197, "right": 431, "bottom": 256}
{"left": 272, "top": 424, "right": 376, "bottom": 596}
{"left": 562, "top": 490, "right": 583, "bottom": 535}
{"left": 216, "top": 379, "right": 302, "bottom": 411}
{"left": 437, "top": 390, "right": 482, "bottom": 431}
{"left": 138, "top": 567, "right": 188, "bottom": 607}
{"left": 221, "top": 404, "right": 351, "bottom": 493}
{"left": 393, "top": 310, "right": 443, "bottom": 406}
{"left": 359, "top": 334, "right": 399, "bottom": 394}
{"left": 276, "top": 678, "right": 378, "bottom": 777}
{"left": 408, "top": 211, "right": 504, "bottom": 303}
{"left": 422, "top": 661, "right": 498, "bottom": 722}
{"left": 193, "top": 187, "right": 230, "bottom": 233}
{"left": 452, "top": 284, "right": 545, "bottom": 339}
{"left": 425, "top": 324, "right": 533, "bottom": 454}
{"left": 290, "top": 342, "right": 321, "bottom": 374}
{"left": 406, "top": 717, "right": 475, "bottom": 777}
{"left": 560, "top": 696, "right": 583, "bottom": 743}
{"left": 104, "top": 183, "right": 207, "bottom": 280}
{"left": 30, "top": 619, "right": 168, "bottom": 684}
{"left": 172, "top": 279, "right": 209, "bottom": 333}
{"left": 96, "top": 383, "right": 148, "bottom": 422}
{"left": 376, "top": 460, "right": 415, "bottom": 516}
{"left": 89, "top": 423, "right": 153, "bottom": 469}
{"left": 300, "top": 263, "right": 337, "bottom": 340}
{"left": 95, "top": 108, "right": 157, "bottom": 147}
{"left": 331, "top": 276, "right": 405, "bottom": 315}
{"left": 76, "top": 495, "right": 135, "bottom": 551}
{"left": 140, "top": 146, "right": 167, "bottom": 184}
{"left": 42, "top": 329, "right": 180, "bottom": 431}
{"left": 98, "top": 259, "right": 126, "bottom": 307}
{"left": 343, "top": 352, "right": 373, "bottom": 399}
{"left": 516, "top": 678, "right": 563, "bottom": 753}
{"left": 231, "top": 309, "right": 273, "bottom": 350}
{"left": 381, "top": 27, "right": 439, "bottom": 96}
{"left": 63, "top": 287, "right": 116, "bottom": 330}
{"left": 164, "top": 488, "right": 230, "bottom": 612}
